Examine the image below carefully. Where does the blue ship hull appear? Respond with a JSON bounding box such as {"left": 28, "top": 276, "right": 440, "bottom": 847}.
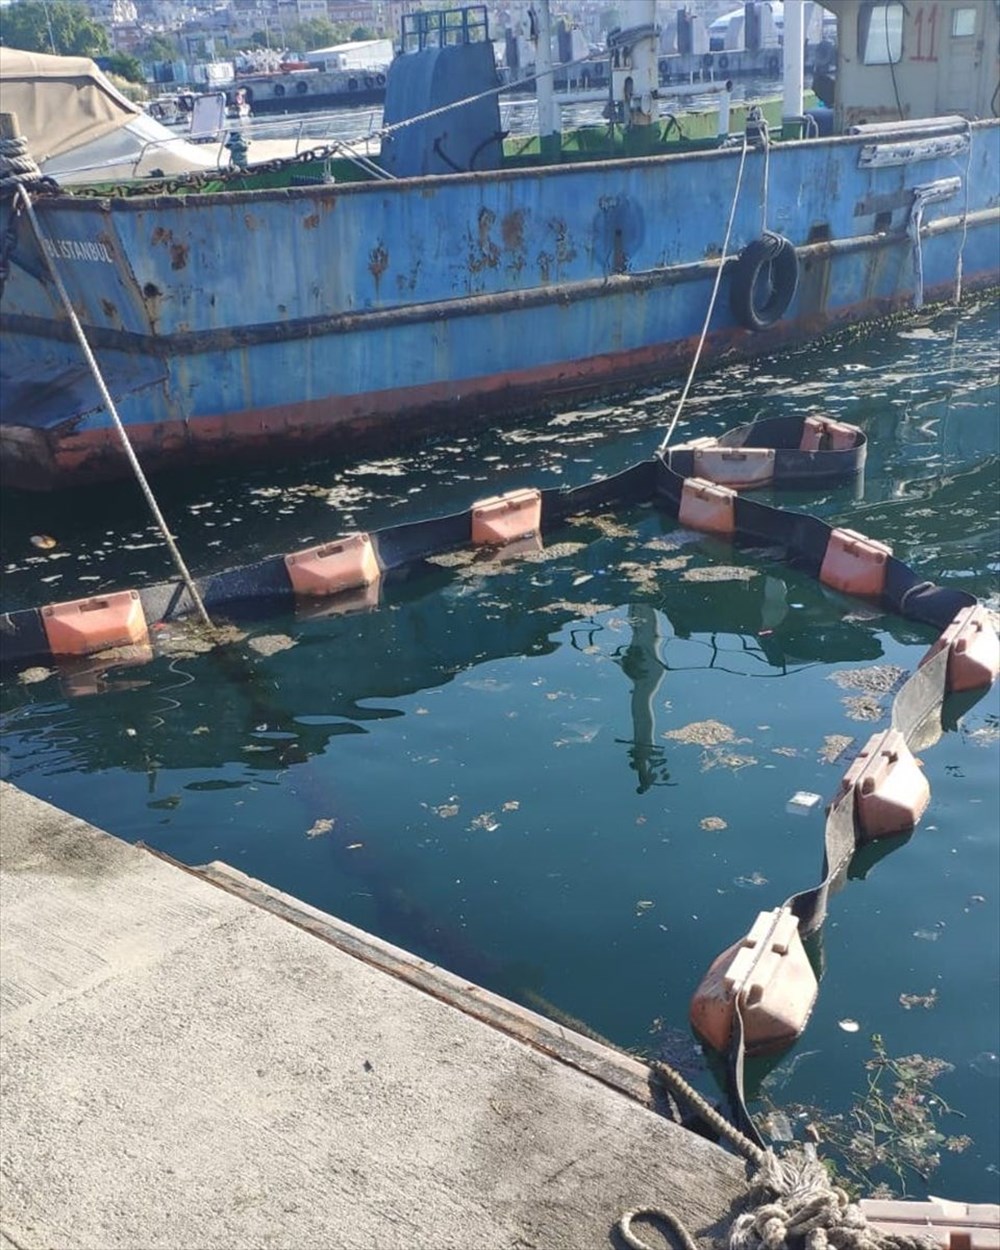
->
{"left": 1, "top": 120, "right": 998, "bottom": 488}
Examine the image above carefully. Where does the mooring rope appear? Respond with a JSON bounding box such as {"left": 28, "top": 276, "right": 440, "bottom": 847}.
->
{"left": 0, "top": 134, "right": 43, "bottom": 189}
{"left": 620, "top": 1143, "right": 939, "bottom": 1250}
{"left": 14, "top": 184, "right": 215, "bottom": 634}
{"left": 656, "top": 132, "right": 750, "bottom": 456}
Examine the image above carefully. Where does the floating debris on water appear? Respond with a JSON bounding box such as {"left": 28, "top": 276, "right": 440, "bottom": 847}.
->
{"left": 899, "top": 989, "right": 938, "bottom": 1010}
{"left": 701, "top": 748, "right": 758, "bottom": 772}
{"left": 838, "top": 1018, "right": 861, "bottom": 1033}
{"left": 537, "top": 599, "right": 614, "bottom": 616}
{"left": 16, "top": 667, "right": 52, "bottom": 686}
{"left": 571, "top": 514, "right": 633, "bottom": 539}
{"left": 30, "top": 535, "right": 57, "bottom": 550}
{"left": 829, "top": 665, "right": 908, "bottom": 694}
{"left": 617, "top": 556, "right": 692, "bottom": 591}
{"left": 841, "top": 694, "right": 886, "bottom": 722}
{"left": 157, "top": 620, "right": 246, "bottom": 657}
{"left": 662, "top": 719, "right": 747, "bottom": 747}
{"left": 820, "top": 734, "right": 855, "bottom": 764}
{"left": 247, "top": 633, "right": 296, "bottom": 657}
{"left": 306, "top": 818, "right": 336, "bottom": 838}
{"left": 681, "top": 565, "right": 758, "bottom": 583}
{"left": 786, "top": 791, "right": 823, "bottom": 816}
{"left": 700, "top": 816, "right": 728, "bottom": 831}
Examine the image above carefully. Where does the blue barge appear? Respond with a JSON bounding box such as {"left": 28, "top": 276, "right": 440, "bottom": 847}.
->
{"left": 0, "top": 0, "right": 997, "bottom": 489}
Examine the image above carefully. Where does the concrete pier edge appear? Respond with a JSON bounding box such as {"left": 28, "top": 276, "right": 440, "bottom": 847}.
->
{"left": 0, "top": 781, "right": 752, "bottom": 1250}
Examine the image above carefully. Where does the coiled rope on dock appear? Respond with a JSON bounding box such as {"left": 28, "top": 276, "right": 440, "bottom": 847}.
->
{"left": 620, "top": 1139, "right": 938, "bottom": 1250}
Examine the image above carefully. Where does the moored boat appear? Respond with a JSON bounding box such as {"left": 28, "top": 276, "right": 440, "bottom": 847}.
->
{"left": 0, "top": 0, "right": 997, "bottom": 491}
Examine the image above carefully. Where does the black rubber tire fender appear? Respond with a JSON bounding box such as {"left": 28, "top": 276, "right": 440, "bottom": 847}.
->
{"left": 729, "top": 232, "right": 799, "bottom": 331}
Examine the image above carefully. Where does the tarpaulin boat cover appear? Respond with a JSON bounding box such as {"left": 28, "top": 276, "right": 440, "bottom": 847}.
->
{"left": 0, "top": 47, "right": 141, "bottom": 162}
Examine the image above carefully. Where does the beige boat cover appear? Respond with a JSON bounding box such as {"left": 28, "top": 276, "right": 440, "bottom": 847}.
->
{"left": 0, "top": 46, "right": 142, "bottom": 162}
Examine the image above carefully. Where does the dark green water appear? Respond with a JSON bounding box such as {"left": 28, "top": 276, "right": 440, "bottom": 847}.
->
{"left": 2, "top": 299, "right": 998, "bottom": 1200}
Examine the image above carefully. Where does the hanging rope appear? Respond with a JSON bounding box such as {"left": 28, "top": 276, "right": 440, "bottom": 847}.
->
{"left": 954, "top": 119, "right": 973, "bottom": 305}
{"left": 14, "top": 185, "right": 216, "bottom": 634}
{"left": 656, "top": 133, "right": 750, "bottom": 455}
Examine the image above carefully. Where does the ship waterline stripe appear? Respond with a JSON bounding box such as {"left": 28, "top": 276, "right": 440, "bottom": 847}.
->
{"left": 2, "top": 209, "right": 996, "bottom": 359}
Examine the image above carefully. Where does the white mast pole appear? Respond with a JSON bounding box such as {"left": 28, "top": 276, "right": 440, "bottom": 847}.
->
{"left": 532, "top": 1, "right": 560, "bottom": 158}
{"left": 782, "top": 0, "right": 805, "bottom": 134}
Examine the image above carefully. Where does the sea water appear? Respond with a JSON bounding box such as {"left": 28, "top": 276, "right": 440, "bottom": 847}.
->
{"left": 2, "top": 298, "right": 998, "bottom": 1200}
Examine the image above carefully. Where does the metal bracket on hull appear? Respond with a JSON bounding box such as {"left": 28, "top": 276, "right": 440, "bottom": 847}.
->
{"left": 908, "top": 176, "right": 963, "bottom": 308}
{"left": 857, "top": 132, "right": 970, "bottom": 168}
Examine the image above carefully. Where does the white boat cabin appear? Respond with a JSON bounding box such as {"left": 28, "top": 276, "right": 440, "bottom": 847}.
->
{"left": 824, "top": 0, "right": 999, "bottom": 128}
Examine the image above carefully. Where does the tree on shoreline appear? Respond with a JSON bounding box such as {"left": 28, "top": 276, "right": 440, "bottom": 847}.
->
{"left": 0, "top": 1, "right": 109, "bottom": 57}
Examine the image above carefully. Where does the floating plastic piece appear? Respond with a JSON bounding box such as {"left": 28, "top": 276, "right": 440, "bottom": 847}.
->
{"left": 689, "top": 906, "right": 818, "bottom": 1055}
{"left": 837, "top": 728, "right": 930, "bottom": 840}
{"left": 800, "top": 415, "right": 861, "bottom": 452}
{"left": 920, "top": 604, "right": 1000, "bottom": 693}
{"left": 284, "top": 533, "right": 380, "bottom": 598}
{"left": 860, "top": 1198, "right": 1000, "bottom": 1250}
{"left": 678, "top": 477, "right": 736, "bottom": 536}
{"left": 820, "top": 528, "right": 892, "bottom": 598}
{"left": 471, "top": 488, "right": 542, "bottom": 545}
{"left": 41, "top": 590, "right": 149, "bottom": 656}
{"left": 786, "top": 791, "right": 823, "bottom": 816}
{"left": 693, "top": 447, "right": 775, "bottom": 488}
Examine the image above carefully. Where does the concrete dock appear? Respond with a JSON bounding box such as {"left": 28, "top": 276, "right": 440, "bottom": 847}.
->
{"left": 0, "top": 782, "right": 751, "bottom": 1250}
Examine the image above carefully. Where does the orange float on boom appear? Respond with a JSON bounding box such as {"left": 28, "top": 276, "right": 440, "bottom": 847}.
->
{"left": 800, "top": 415, "right": 861, "bottom": 452}
{"left": 689, "top": 906, "right": 817, "bottom": 1055}
{"left": 678, "top": 478, "right": 736, "bottom": 536}
{"left": 284, "top": 533, "right": 380, "bottom": 597}
{"left": 837, "top": 728, "right": 930, "bottom": 840}
{"left": 820, "top": 528, "right": 892, "bottom": 598}
{"left": 693, "top": 447, "right": 775, "bottom": 488}
{"left": 42, "top": 590, "right": 149, "bottom": 656}
{"left": 920, "top": 604, "right": 1000, "bottom": 692}
{"left": 471, "top": 488, "right": 542, "bottom": 546}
